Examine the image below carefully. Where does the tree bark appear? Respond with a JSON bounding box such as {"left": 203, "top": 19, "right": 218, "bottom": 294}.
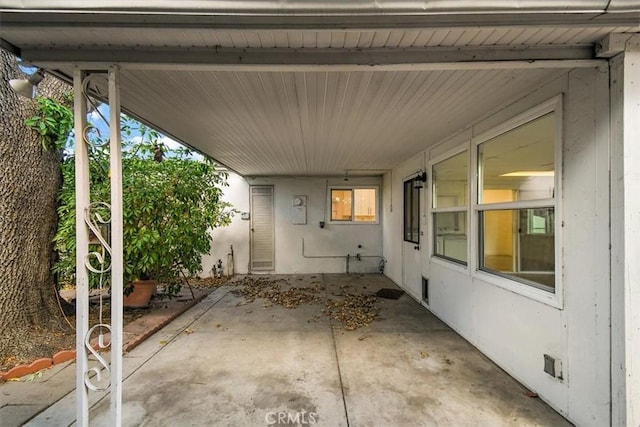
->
{"left": 0, "top": 50, "right": 71, "bottom": 363}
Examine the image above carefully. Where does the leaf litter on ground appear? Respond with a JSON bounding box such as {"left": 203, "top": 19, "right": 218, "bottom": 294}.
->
{"left": 231, "top": 276, "right": 380, "bottom": 331}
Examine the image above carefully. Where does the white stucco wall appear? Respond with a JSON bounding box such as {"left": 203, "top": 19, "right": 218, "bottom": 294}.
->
{"left": 202, "top": 172, "right": 251, "bottom": 275}
{"left": 383, "top": 67, "right": 611, "bottom": 426}
{"left": 204, "top": 175, "right": 384, "bottom": 275}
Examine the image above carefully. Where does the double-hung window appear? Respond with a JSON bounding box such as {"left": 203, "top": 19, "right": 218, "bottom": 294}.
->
{"left": 476, "top": 101, "right": 560, "bottom": 293}
{"left": 432, "top": 150, "right": 468, "bottom": 264}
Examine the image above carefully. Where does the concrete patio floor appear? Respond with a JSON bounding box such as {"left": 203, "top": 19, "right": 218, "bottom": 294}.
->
{"left": 21, "top": 274, "right": 570, "bottom": 426}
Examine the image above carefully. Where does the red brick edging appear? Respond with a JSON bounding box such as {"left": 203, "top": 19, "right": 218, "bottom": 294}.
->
{"left": 0, "top": 292, "right": 207, "bottom": 381}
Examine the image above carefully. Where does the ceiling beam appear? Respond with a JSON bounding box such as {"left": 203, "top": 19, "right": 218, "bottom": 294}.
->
{"left": 19, "top": 45, "right": 602, "bottom": 71}
{"left": 1, "top": 10, "right": 638, "bottom": 30}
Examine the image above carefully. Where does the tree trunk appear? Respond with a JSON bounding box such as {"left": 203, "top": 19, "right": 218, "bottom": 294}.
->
{"left": 0, "top": 50, "right": 71, "bottom": 363}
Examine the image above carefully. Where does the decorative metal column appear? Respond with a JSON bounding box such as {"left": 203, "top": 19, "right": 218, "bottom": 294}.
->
{"left": 73, "top": 66, "right": 123, "bottom": 427}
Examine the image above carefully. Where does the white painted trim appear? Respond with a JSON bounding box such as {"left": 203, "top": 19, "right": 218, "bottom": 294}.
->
{"left": 107, "top": 67, "right": 123, "bottom": 427}
{"left": 471, "top": 95, "right": 563, "bottom": 309}
{"left": 327, "top": 185, "right": 380, "bottom": 225}
{"left": 428, "top": 145, "right": 471, "bottom": 269}
{"left": 472, "top": 96, "right": 562, "bottom": 143}
{"left": 25, "top": 58, "right": 606, "bottom": 73}
{"left": 73, "top": 68, "right": 90, "bottom": 427}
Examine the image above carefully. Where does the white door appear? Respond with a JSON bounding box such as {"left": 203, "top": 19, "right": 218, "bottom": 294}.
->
{"left": 250, "top": 186, "right": 275, "bottom": 271}
{"left": 402, "top": 178, "right": 423, "bottom": 299}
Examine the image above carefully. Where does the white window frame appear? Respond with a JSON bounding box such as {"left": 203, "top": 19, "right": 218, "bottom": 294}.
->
{"left": 471, "top": 96, "right": 563, "bottom": 308}
{"left": 327, "top": 185, "right": 380, "bottom": 225}
{"left": 429, "top": 146, "right": 470, "bottom": 268}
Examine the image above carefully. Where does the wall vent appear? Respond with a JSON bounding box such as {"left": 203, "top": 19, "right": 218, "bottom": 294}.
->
{"left": 422, "top": 277, "right": 429, "bottom": 305}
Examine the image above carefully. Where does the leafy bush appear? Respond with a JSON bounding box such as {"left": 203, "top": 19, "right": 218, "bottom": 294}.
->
{"left": 24, "top": 94, "right": 74, "bottom": 151}
{"left": 54, "top": 121, "right": 234, "bottom": 294}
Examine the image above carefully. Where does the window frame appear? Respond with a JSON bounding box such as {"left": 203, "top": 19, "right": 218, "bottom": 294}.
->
{"left": 472, "top": 96, "right": 563, "bottom": 307}
{"left": 403, "top": 178, "right": 421, "bottom": 243}
{"left": 328, "top": 185, "right": 380, "bottom": 225}
{"left": 430, "top": 147, "right": 470, "bottom": 266}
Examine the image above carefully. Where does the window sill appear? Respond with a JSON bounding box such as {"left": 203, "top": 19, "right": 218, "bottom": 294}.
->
{"left": 474, "top": 270, "right": 563, "bottom": 309}
{"left": 430, "top": 255, "right": 469, "bottom": 274}
{"left": 328, "top": 220, "right": 379, "bottom": 225}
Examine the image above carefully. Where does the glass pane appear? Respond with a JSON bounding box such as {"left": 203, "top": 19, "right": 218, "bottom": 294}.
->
{"left": 331, "top": 189, "right": 352, "bottom": 221}
{"left": 480, "top": 208, "right": 555, "bottom": 291}
{"left": 479, "top": 113, "right": 555, "bottom": 204}
{"left": 433, "top": 150, "right": 468, "bottom": 208}
{"left": 433, "top": 211, "right": 467, "bottom": 264}
{"left": 404, "top": 180, "right": 419, "bottom": 243}
{"left": 353, "top": 188, "right": 377, "bottom": 222}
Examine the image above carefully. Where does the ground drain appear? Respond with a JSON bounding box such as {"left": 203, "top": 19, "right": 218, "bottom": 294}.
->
{"left": 375, "top": 288, "right": 405, "bottom": 300}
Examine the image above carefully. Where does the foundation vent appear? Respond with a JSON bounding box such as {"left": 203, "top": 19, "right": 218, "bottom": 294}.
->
{"left": 422, "top": 277, "right": 429, "bottom": 305}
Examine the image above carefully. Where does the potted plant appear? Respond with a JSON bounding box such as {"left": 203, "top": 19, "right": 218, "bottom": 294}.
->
{"left": 54, "top": 121, "right": 234, "bottom": 307}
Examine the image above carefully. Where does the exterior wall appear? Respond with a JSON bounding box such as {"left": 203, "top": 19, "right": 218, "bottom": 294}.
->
{"left": 383, "top": 67, "right": 611, "bottom": 426}
{"left": 205, "top": 175, "right": 383, "bottom": 275}
{"left": 610, "top": 41, "right": 640, "bottom": 427}
{"left": 203, "top": 172, "right": 251, "bottom": 275}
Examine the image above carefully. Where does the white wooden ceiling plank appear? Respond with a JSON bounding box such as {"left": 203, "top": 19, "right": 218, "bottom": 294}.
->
{"left": 287, "top": 31, "right": 304, "bottom": 48}
{"left": 343, "top": 32, "right": 361, "bottom": 48}
{"left": 454, "top": 29, "right": 482, "bottom": 46}
{"left": 302, "top": 32, "right": 317, "bottom": 48}
{"left": 440, "top": 29, "right": 467, "bottom": 46}
{"left": 294, "top": 72, "right": 312, "bottom": 171}
{"left": 370, "top": 31, "right": 392, "bottom": 48}
{"left": 412, "top": 30, "right": 434, "bottom": 47}
{"left": 397, "top": 30, "right": 421, "bottom": 47}
{"left": 356, "top": 31, "right": 375, "bottom": 48}
{"left": 316, "top": 32, "right": 332, "bottom": 48}
{"left": 329, "top": 32, "right": 347, "bottom": 48}
{"left": 425, "top": 29, "right": 451, "bottom": 46}
{"left": 537, "top": 28, "right": 572, "bottom": 44}
{"left": 215, "top": 32, "right": 235, "bottom": 48}
{"left": 272, "top": 31, "right": 289, "bottom": 48}
{"left": 278, "top": 72, "right": 308, "bottom": 169}
{"left": 244, "top": 31, "right": 262, "bottom": 47}
{"left": 244, "top": 72, "right": 300, "bottom": 172}
{"left": 385, "top": 30, "right": 407, "bottom": 47}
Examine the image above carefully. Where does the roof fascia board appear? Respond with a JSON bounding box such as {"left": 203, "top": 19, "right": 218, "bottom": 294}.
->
{"left": 0, "top": 0, "right": 634, "bottom": 15}
{"left": 0, "top": 10, "right": 639, "bottom": 30}
{"left": 18, "top": 45, "right": 600, "bottom": 70}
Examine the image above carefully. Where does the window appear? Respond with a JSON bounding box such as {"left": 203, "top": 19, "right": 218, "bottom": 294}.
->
{"left": 432, "top": 150, "right": 468, "bottom": 264}
{"left": 330, "top": 187, "right": 378, "bottom": 223}
{"left": 476, "top": 110, "right": 557, "bottom": 292}
{"left": 403, "top": 179, "right": 420, "bottom": 243}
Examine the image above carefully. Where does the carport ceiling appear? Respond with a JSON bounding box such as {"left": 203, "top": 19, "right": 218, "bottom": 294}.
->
{"left": 68, "top": 67, "right": 567, "bottom": 176}
{"left": 1, "top": 4, "right": 639, "bottom": 176}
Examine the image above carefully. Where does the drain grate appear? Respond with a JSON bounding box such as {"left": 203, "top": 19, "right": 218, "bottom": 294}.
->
{"left": 375, "top": 288, "right": 405, "bottom": 300}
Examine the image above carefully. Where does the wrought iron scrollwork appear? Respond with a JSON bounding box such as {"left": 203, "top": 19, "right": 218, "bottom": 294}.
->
{"left": 80, "top": 73, "right": 116, "bottom": 396}
{"left": 84, "top": 323, "right": 112, "bottom": 391}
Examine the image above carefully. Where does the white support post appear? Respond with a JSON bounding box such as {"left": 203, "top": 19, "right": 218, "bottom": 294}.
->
{"left": 610, "top": 34, "right": 640, "bottom": 427}
{"left": 73, "top": 69, "right": 90, "bottom": 427}
{"left": 108, "top": 67, "right": 124, "bottom": 426}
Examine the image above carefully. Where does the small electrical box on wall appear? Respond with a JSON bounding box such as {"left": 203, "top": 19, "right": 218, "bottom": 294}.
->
{"left": 543, "top": 354, "right": 563, "bottom": 380}
{"left": 240, "top": 212, "right": 250, "bottom": 220}
{"left": 291, "top": 195, "right": 307, "bottom": 225}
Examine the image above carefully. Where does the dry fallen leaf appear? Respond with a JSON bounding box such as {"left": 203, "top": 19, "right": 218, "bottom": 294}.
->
{"left": 184, "top": 328, "right": 194, "bottom": 335}
{"left": 159, "top": 340, "right": 168, "bottom": 346}
{"left": 420, "top": 351, "right": 429, "bottom": 359}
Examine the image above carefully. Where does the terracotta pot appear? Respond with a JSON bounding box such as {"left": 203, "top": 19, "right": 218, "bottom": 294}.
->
{"left": 123, "top": 279, "right": 157, "bottom": 308}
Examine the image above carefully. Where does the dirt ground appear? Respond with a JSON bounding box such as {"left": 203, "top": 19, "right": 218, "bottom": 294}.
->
{"left": 0, "top": 277, "right": 228, "bottom": 373}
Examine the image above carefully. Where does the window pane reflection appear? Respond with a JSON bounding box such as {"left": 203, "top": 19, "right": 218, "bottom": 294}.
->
{"left": 480, "top": 208, "right": 555, "bottom": 291}
{"left": 479, "top": 113, "right": 555, "bottom": 203}
{"left": 433, "top": 212, "right": 467, "bottom": 264}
